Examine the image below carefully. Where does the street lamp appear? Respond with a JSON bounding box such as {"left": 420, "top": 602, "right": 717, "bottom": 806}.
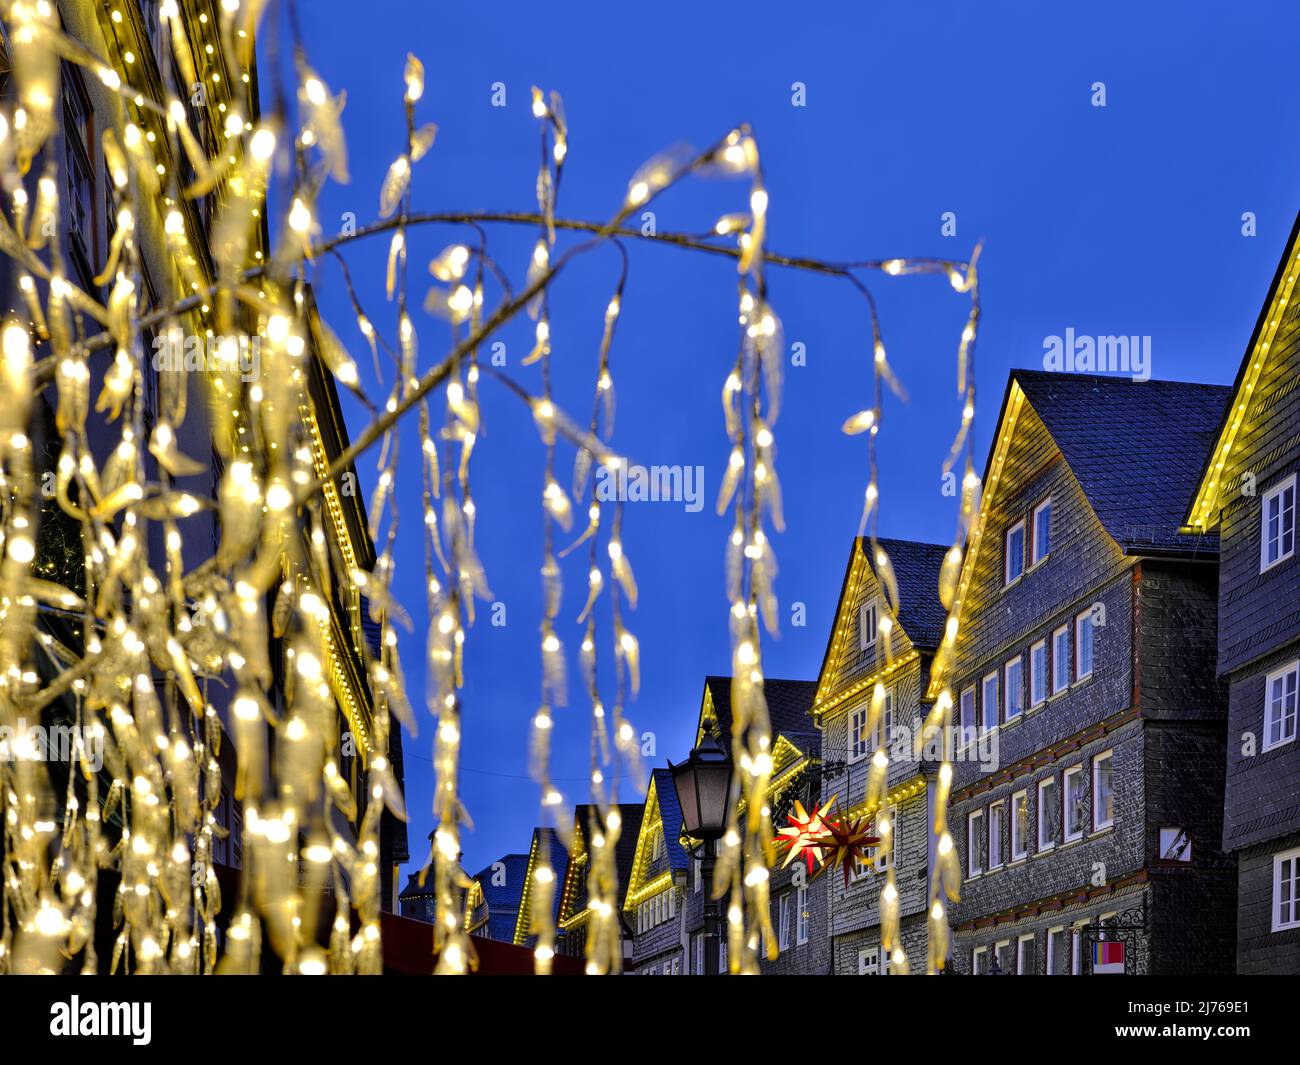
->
{"left": 669, "top": 730, "right": 733, "bottom": 976}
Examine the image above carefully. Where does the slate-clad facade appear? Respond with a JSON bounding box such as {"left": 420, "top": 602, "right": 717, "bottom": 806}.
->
{"left": 556, "top": 803, "right": 644, "bottom": 964}
{"left": 1185, "top": 215, "right": 1300, "bottom": 974}
{"left": 944, "top": 370, "right": 1237, "bottom": 975}
{"left": 813, "top": 538, "right": 947, "bottom": 974}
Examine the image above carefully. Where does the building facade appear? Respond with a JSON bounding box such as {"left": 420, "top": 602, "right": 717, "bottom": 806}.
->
{"left": 943, "top": 370, "right": 1237, "bottom": 975}
{"left": 1185, "top": 215, "right": 1300, "bottom": 974}
{"left": 556, "top": 802, "right": 644, "bottom": 965}
{"left": 813, "top": 538, "right": 947, "bottom": 975}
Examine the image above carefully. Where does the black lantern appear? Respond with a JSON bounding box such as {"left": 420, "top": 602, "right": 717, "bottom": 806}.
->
{"left": 670, "top": 730, "right": 734, "bottom": 841}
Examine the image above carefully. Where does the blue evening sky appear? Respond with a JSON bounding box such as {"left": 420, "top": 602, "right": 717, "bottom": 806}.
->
{"left": 279, "top": 1, "right": 1300, "bottom": 878}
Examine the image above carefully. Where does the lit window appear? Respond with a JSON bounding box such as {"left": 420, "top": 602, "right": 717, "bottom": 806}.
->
{"left": 1032, "top": 498, "right": 1052, "bottom": 565}
{"left": 981, "top": 672, "right": 999, "bottom": 733}
{"left": 1037, "top": 777, "right": 1058, "bottom": 851}
{"left": 1262, "top": 475, "right": 1296, "bottom": 572}
{"left": 988, "top": 801, "right": 1005, "bottom": 869}
{"left": 859, "top": 599, "right": 878, "bottom": 650}
{"left": 1064, "top": 765, "right": 1085, "bottom": 841}
{"left": 1052, "top": 625, "right": 1070, "bottom": 694}
{"left": 1076, "top": 610, "right": 1095, "bottom": 679}
{"left": 1005, "top": 656, "right": 1024, "bottom": 721}
{"left": 1092, "top": 751, "right": 1114, "bottom": 830}
{"left": 1005, "top": 520, "right": 1026, "bottom": 585}
{"left": 1264, "top": 662, "right": 1298, "bottom": 752}
{"left": 967, "top": 809, "right": 985, "bottom": 876}
{"left": 1030, "top": 641, "right": 1047, "bottom": 707}
{"left": 1011, "top": 789, "right": 1029, "bottom": 860}
{"left": 1274, "top": 847, "right": 1300, "bottom": 931}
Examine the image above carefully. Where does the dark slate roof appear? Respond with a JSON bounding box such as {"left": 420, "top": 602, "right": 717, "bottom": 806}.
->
{"left": 1011, "top": 370, "right": 1229, "bottom": 556}
{"left": 565, "top": 803, "right": 646, "bottom": 914}
{"left": 704, "top": 676, "right": 818, "bottom": 742}
{"left": 399, "top": 870, "right": 433, "bottom": 901}
{"left": 650, "top": 769, "right": 690, "bottom": 873}
{"left": 472, "top": 853, "right": 529, "bottom": 910}
{"left": 860, "top": 537, "right": 948, "bottom": 649}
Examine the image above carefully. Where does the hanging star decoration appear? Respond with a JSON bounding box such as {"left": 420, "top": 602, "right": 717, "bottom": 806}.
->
{"left": 774, "top": 796, "right": 880, "bottom": 886}
{"left": 776, "top": 795, "right": 838, "bottom": 872}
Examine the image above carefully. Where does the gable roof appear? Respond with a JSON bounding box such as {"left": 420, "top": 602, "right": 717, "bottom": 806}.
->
{"left": 1186, "top": 210, "right": 1300, "bottom": 529}
{"left": 812, "top": 537, "right": 948, "bottom": 712}
{"left": 698, "top": 675, "right": 819, "bottom": 750}
{"left": 648, "top": 769, "right": 690, "bottom": 873}
{"left": 511, "top": 827, "right": 569, "bottom": 945}
{"left": 559, "top": 802, "right": 647, "bottom": 924}
{"left": 471, "top": 853, "right": 529, "bottom": 909}
{"left": 1013, "top": 369, "right": 1229, "bottom": 555}
{"left": 927, "top": 368, "right": 1230, "bottom": 699}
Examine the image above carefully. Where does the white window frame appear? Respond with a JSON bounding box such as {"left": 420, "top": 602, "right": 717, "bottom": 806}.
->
{"left": 1016, "top": 933, "right": 1036, "bottom": 975}
{"left": 1052, "top": 624, "right": 1070, "bottom": 694}
{"left": 1264, "top": 661, "right": 1299, "bottom": 752}
{"left": 1031, "top": 497, "right": 1052, "bottom": 566}
{"left": 873, "top": 804, "right": 898, "bottom": 873}
{"left": 870, "top": 687, "right": 895, "bottom": 752}
{"left": 1092, "top": 750, "right": 1114, "bottom": 831}
{"left": 777, "top": 893, "right": 791, "bottom": 951}
{"left": 1011, "top": 789, "right": 1029, "bottom": 860}
{"left": 1005, "top": 519, "right": 1026, "bottom": 585}
{"left": 1274, "top": 846, "right": 1300, "bottom": 932}
{"left": 796, "top": 884, "right": 810, "bottom": 944}
{"left": 1075, "top": 609, "right": 1095, "bottom": 680}
{"left": 858, "top": 946, "right": 883, "bottom": 975}
{"left": 994, "top": 939, "right": 1012, "bottom": 974}
{"left": 1063, "top": 765, "right": 1085, "bottom": 841}
{"left": 1071, "top": 919, "right": 1089, "bottom": 974}
{"left": 693, "top": 858, "right": 702, "bottom": 893}
{"left": 1030, "top": 640, "right": 1047, "bottom": 707}
{"left": 959, "top": 686, "right": 976, "bottom": 746}
{"left": 1046, "top": 926, "right": 1066, "bottom": 975}
{"left": 849, "top": 705, "right": 870, "bottom": 764}
{"left": 859, "top": 599, "right": 879, "bottom": 650}
{"left": 967, "top": 809, "right": 984, "bottom": 877}
{"left": 1037, "top": 776, "right": 1057, "bottom": 852}
{"left": 1261, "top": 473, "right": 1297, "bottom": 573}
{"left": 981, "top": 671, "right": 999, "bottom": 733}
{"left": 972, "top": 945, "right": 988, "bottom": 975}
{"left": 1005, "top": 656, "right": 1024, "bottom": 721}
{"left": 987, "top": 800, "right": 1005, "bottom": 870}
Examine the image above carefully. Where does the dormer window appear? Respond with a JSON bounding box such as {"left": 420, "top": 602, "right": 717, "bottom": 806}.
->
{"left": 859, "top": 599, "right": 878, "bottom": 650}
{"left": 1262, "top": 475, "right": 1296, "bottom": 573}
{"left": 1005, "top": 520, "right": 1025, "bottom": 585}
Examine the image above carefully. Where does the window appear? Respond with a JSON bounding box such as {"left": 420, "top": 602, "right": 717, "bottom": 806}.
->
{"left": 1037, "top": 777, "right": 1058, "bottom": 851}
{"left": 1047, "top": 927, "right": 1067, "bottom": 975}
{"left": 1064, "top": 766, "right": 1085, "bottom": 841}
{"left": 1032, "top": 498, "right": 1052, "bottom": 565}
{"left": 857, "top": 946, "right": 882, "bottom": 975}
{"left": 1092, "top": 751, "right": 1114, "bottom": 830}
{"left": 62, "top": 78, "right": 95, "bottom": 263}
{"left": 1005, "top": 656, "right": 1024, "bottom": 721}
{"left": 1264, "top": 662, "right": 1299, "bottom": 751}
{"left": 1016, "top": 933, "right": 1036, "bottom": 975}
{"left": 873, "top": 805, "right": 898, "bottom": 873}
{"left": 1274, "top": 847, "right": 1300, "bottom": 931}
{"left": 870, "top": 688, "right": 895, "bottom": 752}
{"left": 959, "top": 686, "right": 976, "bottom": 745}
{"left": 777, "top": 894, "right": 791, "bottom": 951}
{"left": 994, "top": 940, "right": 1012, "bottom": 974}
{"left": 1075, "top": 609, "right": 1095, "bottom": 679}
{"left": 693, "top": 932, "right": 704, "bottom": 974}
{"left": 1262, "top": 474, "right": 1296, "bottom": 572}
{"left": 988, "top": 801, "right": 1005, "bottom": 869}
{"left": 652, "top": 827, "right": 663, "bottom": 861}
{"left": 1071, "top": 920, "right": 1089, "bottom": 974}
{"left": 1030, "top": 640, "right": 1047, "bottom": 707}
{"left": 1052, "top": 625, "right": 1070, "bottom": 694}
{"left": 693, "top": 858, "right": 702, "bottom": 893}
{"left": 981, "top": 672, "right": 999, "bottom": 733}
{"left": 859, "top": 599, "right": 878, "bottom": 649}
{"left": 972, "top": 946, "right": 988, "bottom": 975}
{"left": 849, "top": 706, "right": 870, "bottom": 763}
{"left": 967, "top": 809, "right": 985, "bottom": 876}
{"left": 1159, "top": 827, "right": 1192, "bottom": 862}
{"left": 1011, "top": 789, "right": 1029, "bottom": 860}
{"left": 796, "top": 885, "right": 809, "bottom": 944}
{"left": 1005, "top": 520, "right": 1026, "bottom": 584}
